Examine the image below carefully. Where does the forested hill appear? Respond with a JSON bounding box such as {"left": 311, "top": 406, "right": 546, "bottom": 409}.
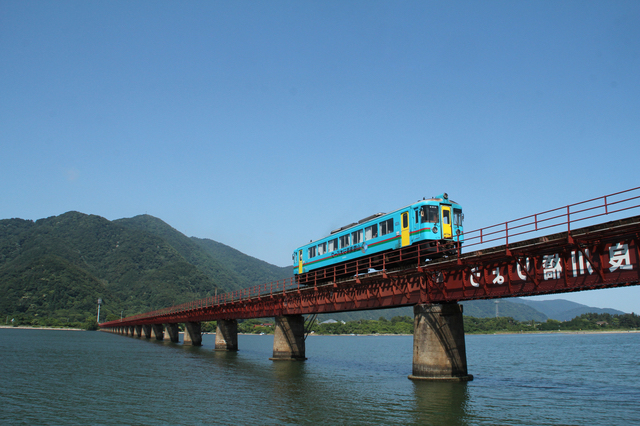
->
{"left": 0, "top": 212, "right": 290, "bottom": 325}
{"left": 114, "top": 214, "right": 291, "bottom": 290}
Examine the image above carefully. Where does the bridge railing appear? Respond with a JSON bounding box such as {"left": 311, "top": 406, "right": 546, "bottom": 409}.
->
{"left": 111, "top": 276, "right": 303, "bottom": 324}
{"left": 106, "top": 186, "right": 640, "bottom": 327}
{"left": 461, "top": 186, "right": 640, "bottom": 252}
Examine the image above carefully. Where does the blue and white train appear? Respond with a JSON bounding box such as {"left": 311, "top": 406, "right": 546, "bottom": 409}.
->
{"left": 293, "top": 193, "right": 463, "bottom": 278}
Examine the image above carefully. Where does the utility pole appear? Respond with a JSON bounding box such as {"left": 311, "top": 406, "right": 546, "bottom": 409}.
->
{"left": 96, "top": 298, "right": 102, "bottom": 324}
{"left": 495, "top": 300, "right": 499, "bottom": 318}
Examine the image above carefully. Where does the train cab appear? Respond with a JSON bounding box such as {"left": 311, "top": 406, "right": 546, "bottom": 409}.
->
{"left": 417, "top": 193, "right": 463, "bottom": 243}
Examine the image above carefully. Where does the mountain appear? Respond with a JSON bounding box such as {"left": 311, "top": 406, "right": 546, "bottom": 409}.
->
{"left": 115, "top": 215, "right": 246, "bottom": 292}
{"left": 0, "top": 212, "right": 288, "bottom": 324}
{"left": 115, "top": 215, "right": 291, "bottom": 290}
{"left": 510, "top": 298, "right": 626, "bottom": 321}
{"left": 462, "top": 299, "right": 547, "bottom": 322}
{"left": 318, "top": 299, "right": 548, "bottom": 323}
{"left": 319, "top": 297, "right": 630, "bottom": 323}
{"left": 191, "top": 237, "right": 291, "bottom": 289}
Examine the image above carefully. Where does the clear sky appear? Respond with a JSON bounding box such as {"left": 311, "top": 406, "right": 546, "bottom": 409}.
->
{"left": 1, "top": 1, "right": 639, "bottom": 312}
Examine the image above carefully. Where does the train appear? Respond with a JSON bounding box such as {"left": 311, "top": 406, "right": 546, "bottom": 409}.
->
{"left": 292, "top": 193, "right": 463, "bottom": 280}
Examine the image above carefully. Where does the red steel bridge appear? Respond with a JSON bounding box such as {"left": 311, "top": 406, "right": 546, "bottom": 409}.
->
{"left": 101, "top": 187, "right": 640, "bottom": 380}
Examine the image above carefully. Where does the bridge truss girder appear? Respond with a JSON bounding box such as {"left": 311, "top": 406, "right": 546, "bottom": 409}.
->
{"left": 104, "top": 217, "right": 640, "bottom": 327}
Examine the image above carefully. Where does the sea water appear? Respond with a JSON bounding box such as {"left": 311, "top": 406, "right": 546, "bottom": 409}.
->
{"left": 1, "top": 329, "right": 638, "bottom": 425}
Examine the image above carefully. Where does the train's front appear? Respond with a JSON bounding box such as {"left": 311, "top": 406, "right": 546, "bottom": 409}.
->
{"left": 426, "top": 193, "right": 464, "bottom": 246}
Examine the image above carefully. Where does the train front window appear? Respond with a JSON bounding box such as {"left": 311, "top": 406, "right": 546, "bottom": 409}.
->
{"left": 420, "top": 206, "right": 439, "bottom": 223}
{"left": 454, "top": 209, "right": 463, "bottom": 226}
{"left": 365, "top": 224, "right": 378, "bottom": 240}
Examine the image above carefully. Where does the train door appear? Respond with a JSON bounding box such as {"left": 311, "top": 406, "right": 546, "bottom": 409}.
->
{"left": 298, "top": 250, "right": 303, "bottom": 274}
{"left": 401, "top": 211, "right": 410, "bottom": 247}
{"left": 441, "top": 206, "right": 452, "bottom": 239}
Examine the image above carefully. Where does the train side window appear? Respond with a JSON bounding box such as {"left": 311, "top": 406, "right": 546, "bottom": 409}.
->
{"left": 402, "top": 213, "right": 408, "bottom": 228}
{"left": 365, "top": 224, "right": 378, "bottom": 240}
{"left": 352, "top": 229, "right": 363, "bottom": 245}
{"left": 318, "top": 242, "right": 326, "bottom": 255}
{"left": 454, "top": 209, "right": 463, "bottom": 226}
{"left": 328, "top": 238, "right": 338, "bottom": 252}
{"left": 308, "top": 246, "right": 316, "bottom": 258}
{"left": 421, "top": 206, "right": 439, "bottom": 223}
{"left": 339, "top": 234, "right": 350, "bottom": 248}
{"left": 380, "top": 218, "right": 394, "bottom": 236}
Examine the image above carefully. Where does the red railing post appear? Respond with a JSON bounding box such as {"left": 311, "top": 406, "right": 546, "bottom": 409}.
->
{"left": 505, "top": 222, "right": 509, "bottom": 248}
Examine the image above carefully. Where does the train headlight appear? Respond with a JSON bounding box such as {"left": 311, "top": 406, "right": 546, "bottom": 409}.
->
{"left": 443, "top": 193, "right": 448, "bottom": 200}
{"left": 432, "top": 226, "right": 438, "bottom": 233}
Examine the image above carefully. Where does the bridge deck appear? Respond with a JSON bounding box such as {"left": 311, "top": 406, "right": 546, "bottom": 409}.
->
{"left": 102, "top": 214, "right": 640, "bottom": 327}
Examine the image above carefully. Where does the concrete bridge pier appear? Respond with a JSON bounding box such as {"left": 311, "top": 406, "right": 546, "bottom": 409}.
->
{"left": 183, "top": 322, "right": 202, "bottom": 346}
{"left": 142, "top": 325, "right": 152, "bottom": 339}
{"left": 270, "top": 315, "right": 306, "bottom": 361}
{"left": 151, "top": 324, "right": 164, "bottom": 340}
{"left": 215, "top": 319, "right": 238, "bottom": 351}
{"left": 409, "top": 303, "right": 473, "bottom": 381}
{"left": 135, "top": 325, "right": 143, "bottom": 338}
{"left": 164, "top": 323, "right": 180, "bottom": 343}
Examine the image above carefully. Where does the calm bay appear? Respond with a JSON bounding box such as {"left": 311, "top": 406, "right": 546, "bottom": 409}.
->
{"left": 1, "top": 328, "right": 638, "bottom": 425}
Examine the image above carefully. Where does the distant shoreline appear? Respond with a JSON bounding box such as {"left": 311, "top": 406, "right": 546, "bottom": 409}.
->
{"left": 0, "top": 326, "right": 83, "bottom": 331}
{"left": 468, "top": 329, "right": 640, "bottom": 336}
{"left": 242, "top": 329, "right": 640, "bottom": 336}
{"left": 2, "top": 326, "right": 638, "bottom": 336}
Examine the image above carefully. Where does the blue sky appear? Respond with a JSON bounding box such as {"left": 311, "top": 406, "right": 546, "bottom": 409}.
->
{"left": 1, "top": 1, "right": 639, "bottom": 313}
